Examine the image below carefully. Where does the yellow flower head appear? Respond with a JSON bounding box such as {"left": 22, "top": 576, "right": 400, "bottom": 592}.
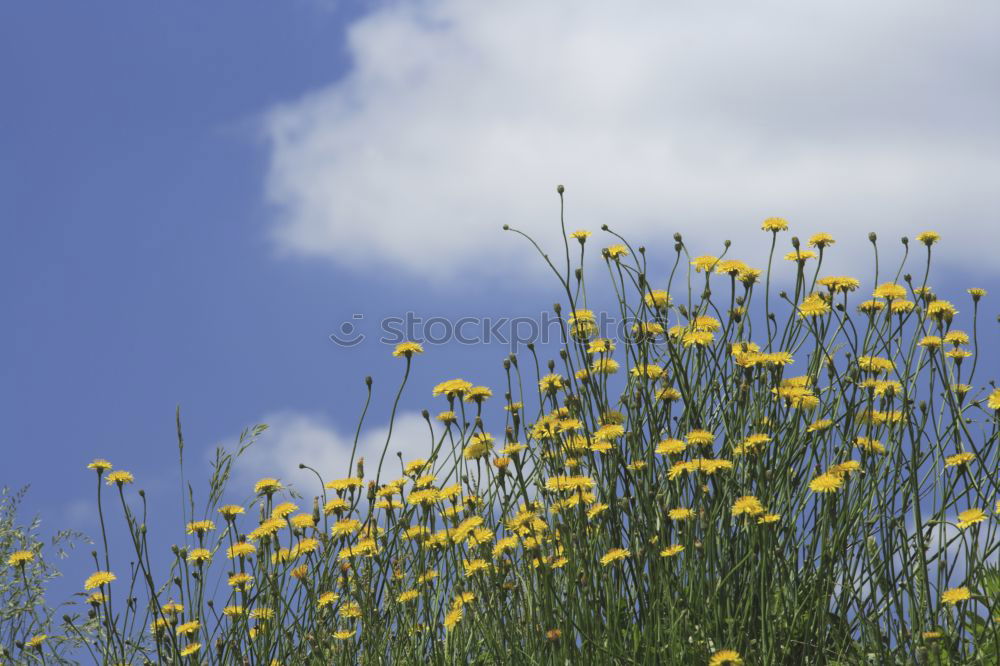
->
{"left": 809, "top": 473, "right": 843, "bottom": 493}
{"left": 709, "top": 649, "right": 744, "bottom": 665}
{"left": 599, "top": 548, "right": 630, "bottom": 566}
{"left": 956, "top": 508, "right": 986, "bottom": 529}
{"left": 941, "top": 586, "right": 970, "bottom": 605}
{"left": 392, "top": 341, "right": 424, "bottom": 357}
{"left": 604, "top": 244, "right": 629, "bottom": 259}
{"left": 761, "top": 217, "right": 788, "bottom": 232}
{"left": 7, "top": 550, "right": 35, "bottom": 567}
{"left": 84, "top": 571, "right": 116, "bottom": 590}
{"left": 731, "top": 495, "right": 765, "bottom": 517}
{"left": 254, "top": 478, "right": 283, "bottom": 495}
{"left": 916, "top": 231, "right": 940, "bottom": 246}
{"left": 105, "top": 471, "right": 134, "bottom": 485}
{"left": 808, "top": 233, "right": 835, "bottom": 248}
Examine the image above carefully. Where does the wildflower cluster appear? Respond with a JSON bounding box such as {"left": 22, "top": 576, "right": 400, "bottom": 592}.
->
{"left": 25, "top": 203, "right": 1000, "bottom": 664}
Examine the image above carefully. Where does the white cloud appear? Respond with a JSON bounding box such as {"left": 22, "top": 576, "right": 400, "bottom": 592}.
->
{"left": 264, "top": 0, "right": 1000, "bottom": 280}
{"left": 231, "top": 411, "right": 435, "bottom": 495}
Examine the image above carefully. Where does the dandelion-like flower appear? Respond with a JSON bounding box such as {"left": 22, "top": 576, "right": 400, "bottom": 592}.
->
{"left": 956, "top": 508, "right": 986, "bottom": 529}
{"left": 105, "top": 471, "right": 134, "bottom": 486}
{"left": 84, "top": 571, "right": 116, "bottom": 590}
{"left": 709, "top": 649, "right": 744, "bottom": 665}
{"left": 941, "top": 587, "right": 970, "bottom": 604}
{"left": 7, "top": 550, "right": 35, "bottom": 567}
{"left": 392, "top": 341, "right": 424, "bottom": 357}
{"left": 809, "top": 473, "right": 843, "bottom": 493}
{"left": 87, "top": 459, "right": 113, "bottom": 472}
{"left": 732, "top": 495, "right": 765, "bottom": 517}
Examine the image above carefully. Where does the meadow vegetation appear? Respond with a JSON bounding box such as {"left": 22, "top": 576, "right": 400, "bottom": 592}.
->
{"left": 3, "top": 191, "right": 999, "bottom": 664}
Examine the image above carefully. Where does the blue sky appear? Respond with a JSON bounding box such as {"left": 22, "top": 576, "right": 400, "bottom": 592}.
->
{"left": 2, "top": 0, "right": 998, "bottom": 614}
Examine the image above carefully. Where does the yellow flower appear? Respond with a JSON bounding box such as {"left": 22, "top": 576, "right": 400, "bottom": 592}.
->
{"left": 943, "top": 330, "right": 969, "bottom": 346}
{"left": 599, "top": 548, "right": 630, "bottom": 566}
{"left": 331, "top": 519, "right": 362, "bottom": 538}
{"left": 808, "top": 233, "right": 835, "bottom": 248}
{"left": 956, "top": 508, "right": 986, "bottom": 529}
{"left": 227, "top": 542, "right": 256, "bottom": 559}
{"left": 254, "top": 478, "right": 283, "bottom": 494}
{"left": 798, "top": 293, "right": 830, "bottom": 317}
{"left": 569, "top": 229, "right": 591, "bottom": 240}
{"left": 916, "top": 231, "right": 940, "bottom": 246}
{"left": 691, "top": 255, "right": 719, "bottom": 272}
{"left": 660, "top": 544, "right": 684, "bottom": 557}
{"left": 176, "top": 619, "right": 200, "bottom": 636}
{"left": 605, "top": 244, "right": 629, "bottom": 258}
{"left": 223, "top": 605, "right": 245, "bottom": 616}
{"left": 228, "top": 572, "right": 253, "bottom": 588}
{"left": 186, "top": 548, "right": 211, "bottom": 564}
{"left": 784, "top": 249, "right": 817, "bottom": 262}
{"left": 87, "top": 459, "right": 113, "bottom": 472}
{"left": 392, "top": 341, "right": 423, "bottom": 357}
{"left": 941, "top": 586, "right": 970, "bottom": 604}
{"left": 24, "top": 634, "right": 46, "bottom": 649}
{"left": 643, "top": 289, "right": 671, "bottom": 308}
{"left": 444, "top": 606, "right": 463, "bottom": 630}
{"left": 817, "top": 275, "right": 860, "bottom": 292}
{"left": 333, "top": 629, "right": 356, "bottom": 640}
{"left": 269, "top": 502, "right": 298, "bottom": 519}
{"left": 185, "top": 520, "right": 215, "bottom": 535}
{"left": 686, "top": 429, "right": 714, "bottom": 446}
{"left": 809, "top": 473, "right": 843, "bottom": 493}
{"left": 967, "top": 287, "right": 986, "bottom": 299}
{"left": 539, "top": 373, "right": 566, "bottom": 393}
{"left": 709, "top": 649, "right": 744, "bottom": 665}
{"left": 655, "top": 438, "right": 686, "bottom": 455}
{"left": 436, "top": 410, "right": 457, "bottom": 424}
{"left": 180, "top": 643, "right": 201, "bottom": 657}
{"left": 590, "top": 358, "right": 620, "bottom": 374}
{"left": 761, "top": 217, "right": 788, "bottom": 232}
{"left": 316, "top": 591, "right": 339, "bottom": 608}
{"left": 462, "top": 558, "right": 490, "bottom": 578}
{"left": 919, "top": 335, "right": 942, "bottom": 349}
{"left": 464, "top": 385, "right": 493, "bottom": 402}
{"left": 757, "top": 513, "right": 781, "bottom": 524}
{"left": 218, "top": 504, "right": 245, "bottom": 518}
{"left": 682, "top": 330, "right": 714, "bottom": 347}
{"left": 857, "top": 356, "right": 894, "bottom": 374}
{"left": 105, "top": 471, "right": 134, "bottom": 485}
{"left": 927, "top": 300, "right": 957, "bottom": 322}
{"left": 806, "top": 419, "right": 833, "bottom": 433}
{"left": 325, "top": 478, "right": 362, "bottom": 492}
{"left": 339, "top": 601, "right": 362, "bottom": 619}
{"left": 432, "top": 378, "right": 473, "bottom": 398}
{"left": 290, "top": 513, "right": 315, "bottom": 529}
{"left": 7, "top": 550, "right": 35, "bottom": 567}
{"left": 873, "top": 282, "right": 907, "bottom": 300}
{"left": 855, "top": 437, "right": 886, "bottom": 454}
{"left": 463, "top": 433, "right": 494, "bottom": 460}
{"left": 945, "top": 452, "right": 975, "bottom": 467}
{"left": 84, "top": 571, "right": 116, "bottom": 590}
{"left": 731, "top": 495, "right": 765, "bottom": 517}
{"left": 987, "top": 388, "right": 1000, "bottom": 410}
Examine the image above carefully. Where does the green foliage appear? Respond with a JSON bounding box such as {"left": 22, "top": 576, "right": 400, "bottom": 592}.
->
{"left": 0, "top": 486, "right": 91, "bottom": 663}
